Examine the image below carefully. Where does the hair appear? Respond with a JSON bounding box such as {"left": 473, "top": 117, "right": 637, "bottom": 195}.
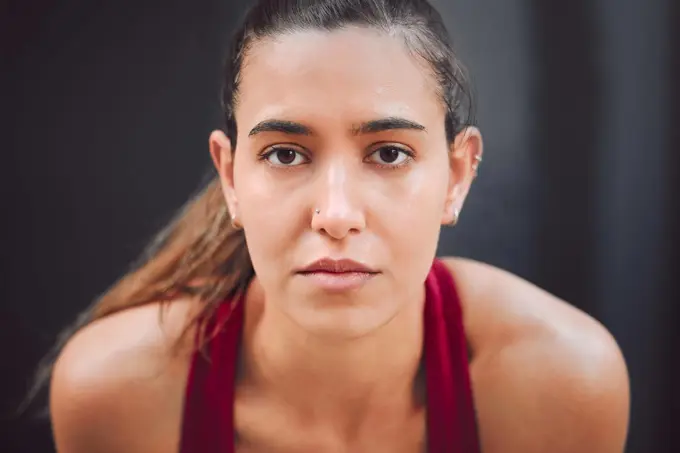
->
{"left": 23, "top": 0, "right": 474, "bottom": 414}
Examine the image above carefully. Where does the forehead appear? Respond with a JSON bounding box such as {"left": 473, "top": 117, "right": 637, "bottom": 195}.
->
{"left": 236, "top": 27, "right": 444, "bottom": 128}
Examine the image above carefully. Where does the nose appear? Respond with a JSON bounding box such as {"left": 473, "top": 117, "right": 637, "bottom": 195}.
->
{"left": 310, "top": 162, "right": 366, "bottom": 239}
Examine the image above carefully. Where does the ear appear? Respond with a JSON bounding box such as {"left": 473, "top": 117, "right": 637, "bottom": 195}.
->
{"left": 209, "top": 130, "right": 240, "bottom": 223}
{"left": 442, "top": 126, "right": 483, "bottom": 225}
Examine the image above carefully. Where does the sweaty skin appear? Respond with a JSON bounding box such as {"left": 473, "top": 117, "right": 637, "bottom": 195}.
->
{"left": 50, "top": 27, "right": 629, "bottom": 453}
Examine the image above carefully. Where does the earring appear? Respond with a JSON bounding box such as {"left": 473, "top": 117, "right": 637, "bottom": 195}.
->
{"left": 449, "top": 208, "right": 460, "bottom": 227}
{"left": 230, "top": 214, "right": 243, "bottom": 230}
{"left": 472, "top": 155, "right": 482, "bottom": 177}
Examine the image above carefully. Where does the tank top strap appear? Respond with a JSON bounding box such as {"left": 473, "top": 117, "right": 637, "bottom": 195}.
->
{"left": 424, "top": 259, "right": 481, "bottom": 453}
{"left": 180, "top": 296, "right": 244, "bottom": 453}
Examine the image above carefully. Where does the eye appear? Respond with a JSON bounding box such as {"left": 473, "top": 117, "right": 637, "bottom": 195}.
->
{"left": 262, "top": 147, "right": 308, "bottom": 167}
{"left": 366, "top": 145, "right": 414, "bottom": 167}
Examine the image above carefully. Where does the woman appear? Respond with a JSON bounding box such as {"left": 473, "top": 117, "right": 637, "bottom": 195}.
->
{"left": 47, "top": 0, "right": 630, "bottom": 452}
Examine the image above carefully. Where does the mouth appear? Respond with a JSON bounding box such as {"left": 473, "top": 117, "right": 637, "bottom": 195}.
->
{"left": 297, "top": 258, "right": 378, "bottom": 274}
{"left": 296, "top": 258, "right": 379, "bottom": 291}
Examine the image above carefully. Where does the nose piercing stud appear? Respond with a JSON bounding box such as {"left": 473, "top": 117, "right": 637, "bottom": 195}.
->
{"left": 314, "top": 208, "right": 321, "bottom": 215}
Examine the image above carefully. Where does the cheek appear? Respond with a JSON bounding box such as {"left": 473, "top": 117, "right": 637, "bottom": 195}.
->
{"left": 233, "top": 154, "right": 292, "bottom": 226}
{"left": 374, "top": 160, "right": 448, "bottom": 229}
{"left": 373, "top": 161, "right": 448, "bottom": 272}
{"left": 241, "top": 208, "right": 297, "bottom": 295}
{"left": 233, "top": 161, "right": 299, "bottom": 279}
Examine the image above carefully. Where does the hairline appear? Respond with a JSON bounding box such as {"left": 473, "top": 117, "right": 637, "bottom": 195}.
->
{"left": 234, "top": 23, "right": 451, "bottom": 122}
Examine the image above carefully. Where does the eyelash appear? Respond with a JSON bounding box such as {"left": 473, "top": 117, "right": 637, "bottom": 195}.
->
{"left": 257, "top": 144, "right": 416, "bottom": 170}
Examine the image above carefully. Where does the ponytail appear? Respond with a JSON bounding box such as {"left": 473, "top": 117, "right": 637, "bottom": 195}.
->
{"left": 22, "top": 176, "right": 254, "bottom": 415}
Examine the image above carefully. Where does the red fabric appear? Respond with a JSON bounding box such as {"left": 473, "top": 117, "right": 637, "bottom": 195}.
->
{"left": 424, "top": 259, "right": 481, "bottom": 453}
{"left": 180, "top": 259, "right": 480, "bottom": 453}
{"left": 180, "top": 294, "right": 244, "bottom": 453}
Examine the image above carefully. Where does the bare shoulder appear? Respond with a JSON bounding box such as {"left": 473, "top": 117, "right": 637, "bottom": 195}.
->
{"left": 50, "top": 299, "right": 197, "bottom": 453}
{"left": 441, "top": 257, "right": 630, "bottom": 453}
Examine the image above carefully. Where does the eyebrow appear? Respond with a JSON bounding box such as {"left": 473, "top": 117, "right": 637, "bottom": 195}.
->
{"left": 351, "top": 117, "right": 427, "bottom": 135}
{"left": 249, "top": 120, "right": 311, "bottom": 137}
{"left": 247, "top": 117, "right": 427, "bottom": 137}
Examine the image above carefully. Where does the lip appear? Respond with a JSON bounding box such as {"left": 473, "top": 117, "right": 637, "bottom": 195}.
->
{"left": 297, "top": 258, "right": 378, "bottom": 274}
{"left": 296, "top": 258, "right": 379, "bottom": 291}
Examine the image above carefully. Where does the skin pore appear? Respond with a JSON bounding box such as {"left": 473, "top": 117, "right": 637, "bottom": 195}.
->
{"left": 50, "top": 26, "right": 629, "bottom": 453}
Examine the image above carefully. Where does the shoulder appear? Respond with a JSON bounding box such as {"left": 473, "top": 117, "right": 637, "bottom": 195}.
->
{"left": 50, "top": 299, "right": 197, "bottom": 453}
{"left": 440, "top": 257, "right": 630, "bottom": 453}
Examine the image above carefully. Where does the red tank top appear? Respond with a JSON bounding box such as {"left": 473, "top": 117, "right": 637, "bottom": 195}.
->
{"left": 180, "top": 259, "right": 480, "bottom": 453}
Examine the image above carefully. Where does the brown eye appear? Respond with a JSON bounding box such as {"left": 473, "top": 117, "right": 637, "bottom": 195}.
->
{"left": 275, "top": 149, "right": 296, "bottom": 164}
{"left": 367, "top": 146, "right": 412, "bottom": 167}
{"left": 264, "top": 147, "right": 307, "bottom": 166}
{"left": 379, "top": 147, "right": 401, "bottom": 163}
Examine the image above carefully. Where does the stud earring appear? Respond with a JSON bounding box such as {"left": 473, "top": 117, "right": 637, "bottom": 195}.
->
{"left": 472, "top": 155, "right": 482, "bottom": 177}
{"left": 450, "top": 208, "right": 460, "bottom": 227}
{"left": 230, "top": 214, "right": 243, "bottom": 230}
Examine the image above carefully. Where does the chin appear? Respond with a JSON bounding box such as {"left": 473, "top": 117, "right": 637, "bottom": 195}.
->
{"left": 287, "top": 297, "right": 398, "bottom": 339}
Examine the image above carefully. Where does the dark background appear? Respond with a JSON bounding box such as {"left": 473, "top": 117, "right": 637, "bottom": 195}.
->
{"left": 3, "top": 0, "right": 678, "bottom": 451}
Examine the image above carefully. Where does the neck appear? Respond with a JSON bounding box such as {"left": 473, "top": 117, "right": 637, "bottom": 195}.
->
{"left": 240, "top": 282, "right": 425, "bottom": 431}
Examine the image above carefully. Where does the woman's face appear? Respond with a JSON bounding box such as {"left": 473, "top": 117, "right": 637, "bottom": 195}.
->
{"left": 211, "top": 27, "right": 481, "bottom": 337}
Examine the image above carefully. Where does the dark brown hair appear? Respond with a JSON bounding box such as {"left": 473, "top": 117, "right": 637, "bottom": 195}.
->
{"left": 24, "top": 0, "right": 474, "bottom": 413}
